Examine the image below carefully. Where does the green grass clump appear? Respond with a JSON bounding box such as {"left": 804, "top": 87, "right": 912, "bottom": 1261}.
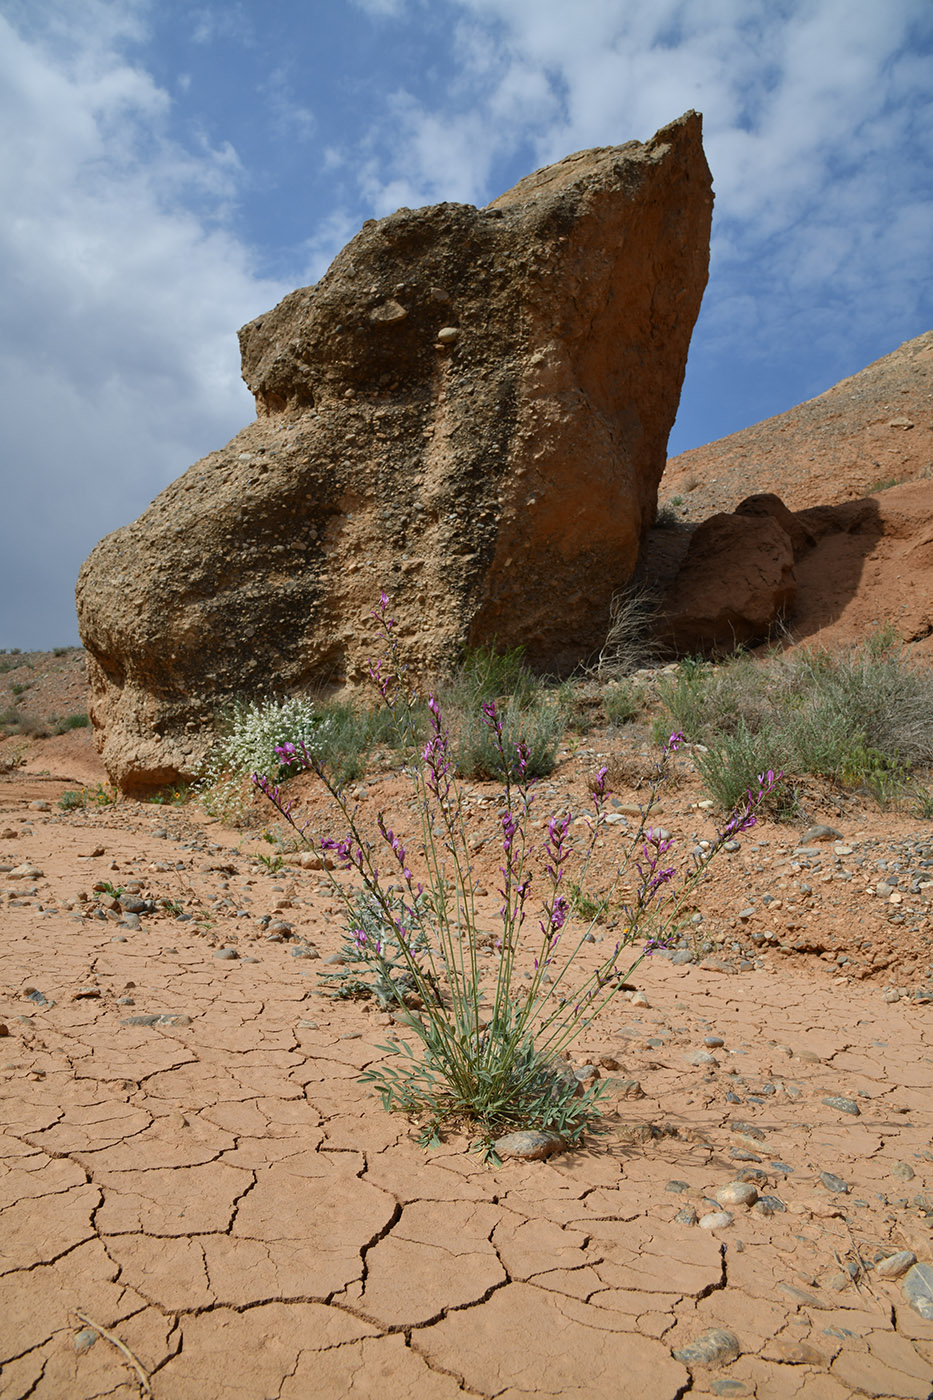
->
{"left": 657, "top": 630, "right": 933, "bottom": 811}
{"left": 440, "top": 644, "right": 567, "bottom": 780}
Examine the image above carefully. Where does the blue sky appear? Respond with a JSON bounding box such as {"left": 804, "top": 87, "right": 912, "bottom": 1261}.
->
{"left": 1, "top": 0, "right": 931, "bottom": 648}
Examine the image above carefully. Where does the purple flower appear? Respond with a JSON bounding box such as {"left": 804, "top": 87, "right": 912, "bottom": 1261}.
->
{"left": 666, "top": 730, "right": 685, "bottom": 752}
{"left": 592, "top": 764, "right": 609, "bottom": 798}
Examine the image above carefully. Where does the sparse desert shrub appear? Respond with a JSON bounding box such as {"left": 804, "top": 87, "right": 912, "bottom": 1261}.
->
{"left": 253, "top": 592, "right": 780, "bottom": 1158}
{"left": 52, "top": 712, "right": 90, "bottom": 734}
{"left": 589, "top": 583, "right": 661, "bottom": 681}
{"left": 440, "top": 643, "right": 566, "bottom": 780}
{"left": 658, "top": 630, "right": 933, "bottom": 811}
{"left": 196, "top": 695, "right": 331, "bottom": 824}
{"left": 454, "top": 692, "right": 565, "bottom": 780}
{"left": 603, "top": 680, "right": 646, "bottom": 726}
{"left": 58, "top": 790, "right": 86, "bottom": 810}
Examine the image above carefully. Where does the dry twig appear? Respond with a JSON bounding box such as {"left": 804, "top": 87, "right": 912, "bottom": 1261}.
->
{"left": 72, "top": 1309, "right": 153, "bottom": 1397}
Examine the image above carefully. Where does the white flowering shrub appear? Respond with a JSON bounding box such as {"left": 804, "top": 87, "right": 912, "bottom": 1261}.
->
{"left": 195, "top": 696, "right": 328, "bottom": 825}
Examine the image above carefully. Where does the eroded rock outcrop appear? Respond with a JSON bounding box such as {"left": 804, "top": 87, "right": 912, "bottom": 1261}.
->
{"left": 77, "top": 112, "right": 712, "bottom": 790}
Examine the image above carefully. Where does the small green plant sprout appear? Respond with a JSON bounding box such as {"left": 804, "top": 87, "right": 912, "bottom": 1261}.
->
{"left": 58, "top": 789, "right": 86, "bottom": 811}
{"left": 256, "top": 852, "right": 285, "bottom": 874}
{"left": 320, "top": 890, "right": 431, "bottom": 1006}
{"left": 146, "top": 783, "right": 189, "bottom": 806}
{"left": 96, "top": 881, "right": 124, "bottom": 899}
{"left": 253, "top": 592, "right": 782, "bottom": 1160}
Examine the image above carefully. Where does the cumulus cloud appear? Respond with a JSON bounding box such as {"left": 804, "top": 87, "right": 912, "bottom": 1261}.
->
{"left": 345, "top": 0, "right": 933, "bottom": 391}
{"left": 0, "top": 2, "right": 285, "bottom": 646}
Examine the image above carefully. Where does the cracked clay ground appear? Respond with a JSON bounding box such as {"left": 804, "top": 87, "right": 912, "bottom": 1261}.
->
{"left": 1, "top": 774, "right": 932, "bottom": 1400}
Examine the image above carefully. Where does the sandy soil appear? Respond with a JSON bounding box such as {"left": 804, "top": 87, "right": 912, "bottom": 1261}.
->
{"left": 1, "top": 696, "right": 932, "bottom": 1397}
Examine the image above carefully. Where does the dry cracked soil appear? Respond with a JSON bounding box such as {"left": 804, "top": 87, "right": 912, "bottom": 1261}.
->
{"left": 1, "top": 680, "right": 932, "bottom": 1400}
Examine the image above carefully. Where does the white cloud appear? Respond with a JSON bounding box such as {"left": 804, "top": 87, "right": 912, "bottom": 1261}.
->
{"left": 344, "top": 0, "right": 931, "bottom": 383}
{"left": 0, "top": 2, "right": 285, "bottom": 646}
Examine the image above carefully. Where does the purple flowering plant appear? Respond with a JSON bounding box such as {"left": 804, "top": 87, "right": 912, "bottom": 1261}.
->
{"left": 253, "top": 593, "right": 781, "bottom": 1157}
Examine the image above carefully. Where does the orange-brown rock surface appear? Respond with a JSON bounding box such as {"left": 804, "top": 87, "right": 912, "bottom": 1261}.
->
{"left": 651, "top": 330, "right": 933, "bottom": 658}
{"left": 664, "top": 328, "right": 933, "bottom": 518}
{"left": 76, "top": 112, "right": 712, "bottom": 793}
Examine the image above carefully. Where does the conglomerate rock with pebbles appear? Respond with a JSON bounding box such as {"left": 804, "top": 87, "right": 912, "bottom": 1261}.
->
{"left": 76, "top": 111, "right": 712, "bottom": 794}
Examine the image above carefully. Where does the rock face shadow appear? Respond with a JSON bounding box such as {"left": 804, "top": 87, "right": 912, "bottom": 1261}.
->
{"left": 643, "top": 491, "right": 904, "bottom": 658}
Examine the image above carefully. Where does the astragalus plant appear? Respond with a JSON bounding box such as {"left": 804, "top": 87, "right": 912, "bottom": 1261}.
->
{"left": 254, "top": 595, "right": 779, "bottom": 1159}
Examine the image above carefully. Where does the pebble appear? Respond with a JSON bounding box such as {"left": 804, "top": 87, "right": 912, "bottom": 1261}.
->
{"left": 214, "top": 947, "right": 239, "bottom": 960}
{"left": 704, "top": 1035, "right": 725, "bottom": 1047}
{"left": 698, "top": 1210, "right": 733, "bottom": 1231}
{"left": 671, "top": 949, "right": 694, "bottom": 965}
{"left": 902, "top": 1262, "right": 933, "bottom": 1319}
{"left": 73, "top": 1328, "right": 97, "bottom": 1353}
{"left": 822, "top": 1095, "right": 860, "bottom": 1116}
{"left": 119, "top": 914, "right": 141, "bottom": 930}
{"left": 874, "top": 1250, "right": 916, "bottom": 1280}
{"left": 714, "top": 1182, "right": 758, "bottom": 1208}
{"left": 729, "top": 1149, "right": 761, "bottom": 1162}
{"left": 819, "top": 1171, "right": 850, "bottom": 1194}
{"left": 685, "top": 1050, "right": 719, "bottom": 1067}
{"left": 493, "top": 1130, "right": 565, "bottom": 1161}
{"left": 673, "top": 1328, "right": 740, "bottom": 1366}
{"left": 27, "top": 801, "right": 51, "bottom": 812}
{"left": 674, "top": 1205, "right": 699, "bottom": 1226}
{"left": 121, "top": 1013, "right": 192, "bottom": 1028}
{"left": 753, "top": 1195, "right": 786, "bottom": 1217}
{"left": 665, "top": 1180, "right": 691, "bottom": 1194}
{"left": 891, "top": 1160, "right": 915, "bottom": 1181}
{"left": 801, "top": 824, "right": 842, "bottom": 842}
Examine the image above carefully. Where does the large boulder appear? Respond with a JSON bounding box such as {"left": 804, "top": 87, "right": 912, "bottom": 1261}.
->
{"left": 658, "top": 506, "right": 797, "bottom": 655}
{"left": 77, "top": 112, "right": 712, "bottom": 792}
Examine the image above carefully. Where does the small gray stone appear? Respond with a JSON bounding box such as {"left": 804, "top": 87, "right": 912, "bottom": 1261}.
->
{"left": 665, "top": 1180, "right": 691, "bottom": 1194}
{"left": 819, "top": 1172, "right": 850, "bottom": 1194}
{"left": 822, "top": 1095, "right": 860, "bottom": 1116}
{"left": 675, "top": 1205, "right": 699, "bottom": 1226}
{"left": 714, "top": 1181, "right": 758, "bottom": 1208}
{"left": 121, "top": 1013, "right": 192, "bottom": 1028}
{"left": 801, "top": 824, "right": 842, "bottom": 843}
{"left": 902, "top": 1262, "right": 933, "bottom": 1319}
{"left": 874, "top": 1250, "right": 916, "bottom": 1280}
{"left": 685, "top": 1050, "right": 719, "bottom": 1067}
{"left": 737, "top": 907, "right": 755, "bottom": 921}
{"left": 214, "top": 947, "right": 238, "bottom": 960}
{"left": 704, "top": 1035, "right": 725, "bottom": 1047}
{"left": 119, "top": 913, "right": 142, "bottom": 930}
{"left": 729, "top": 1149, "right": 761, "bottom": 1162}
{"left": 493, "top": 1130, "right": 565, "bottom": 1161}
{"left": 74, "top": 1328, "right": 97, "bottom": 1353}
{"left": 671, "top": 949, "right": 694, "bottom": 965}
{"left": 673, "top": 1328, "right": 741, "bottom": 1366}
{"left": 753, "top": 1195, "right": 786, "bottom": 1217}
{"left": 891, "top": 1160, "right": 915, "bottom": 1181}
